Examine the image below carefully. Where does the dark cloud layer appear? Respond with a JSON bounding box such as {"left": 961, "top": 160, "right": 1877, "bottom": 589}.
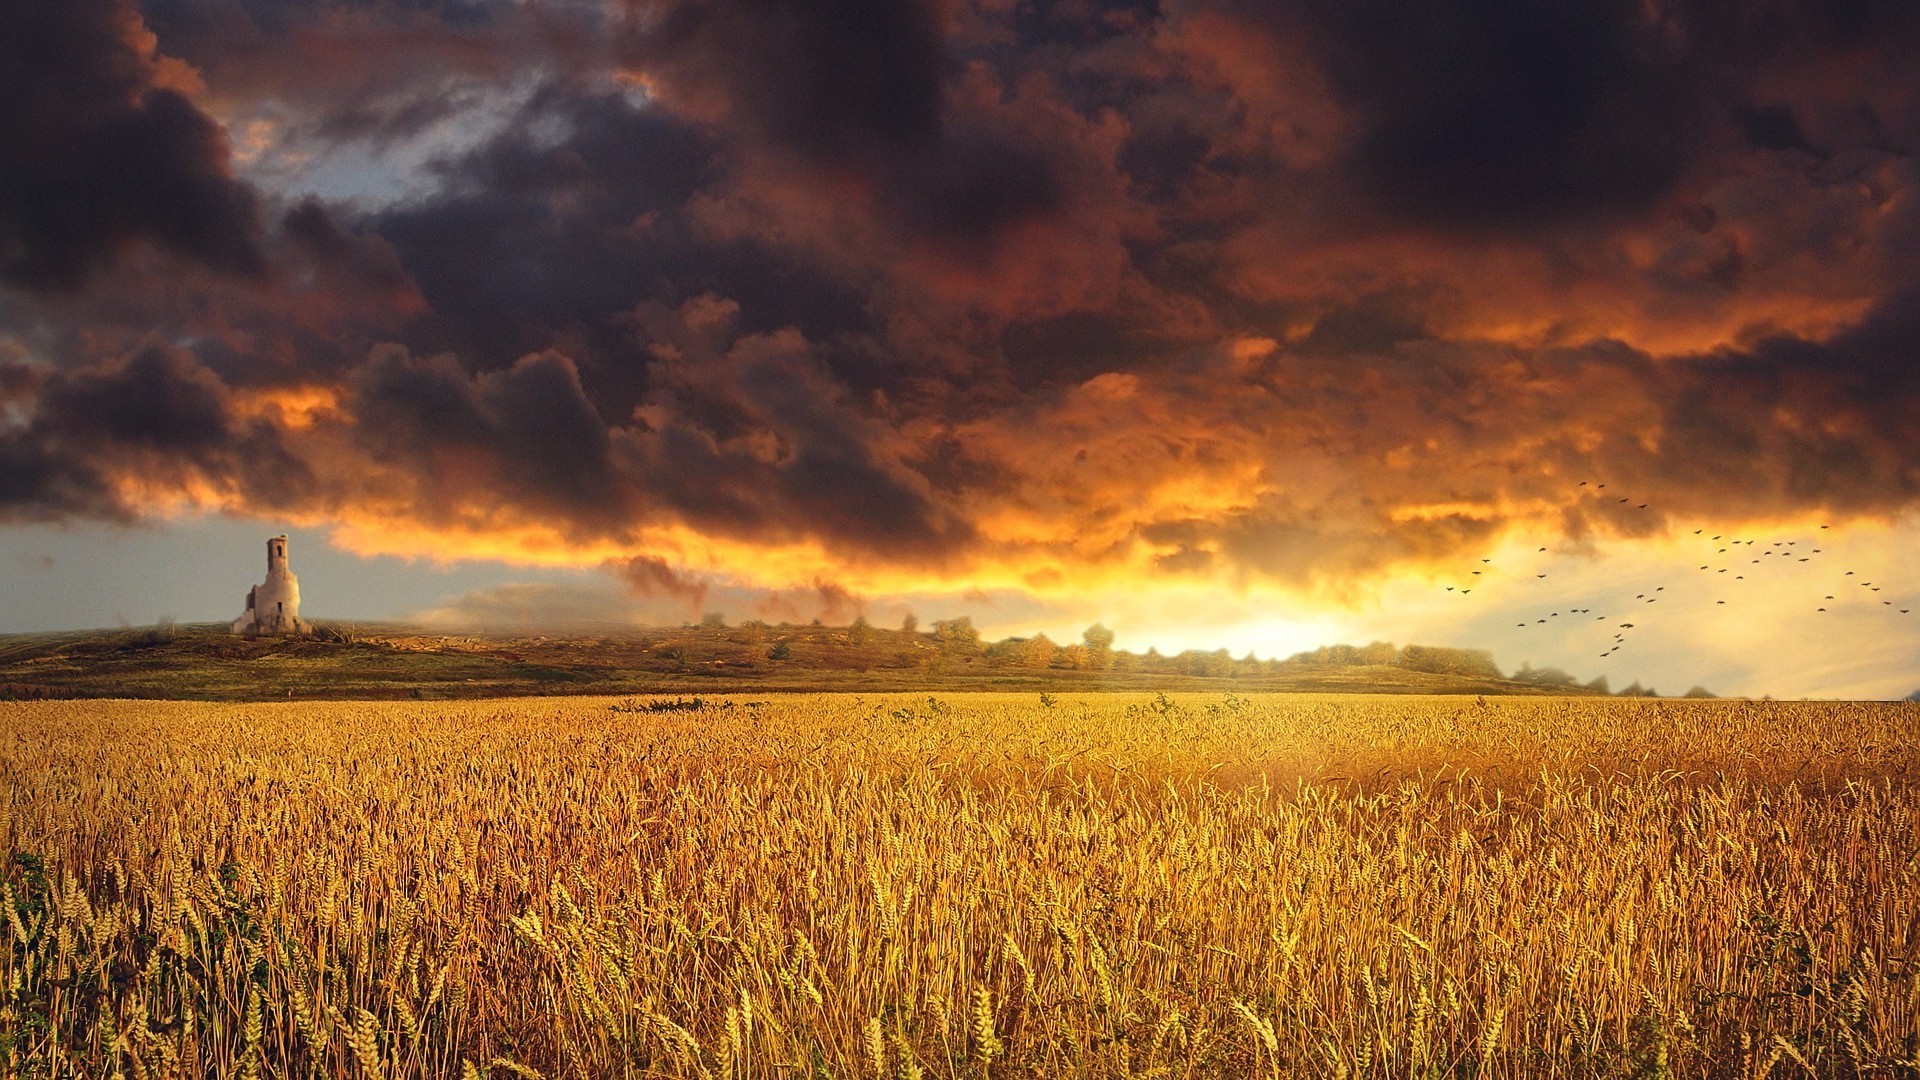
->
{"left": 0, "top": 1, "right": 263, "bottom": 291}
{"left": 0, "top": 0, "right": 1917, "bottom": 595}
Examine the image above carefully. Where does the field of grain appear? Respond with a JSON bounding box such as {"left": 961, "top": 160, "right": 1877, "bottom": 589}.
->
{"left": 2, "top": 693, "right": 1918, "bottom": 1078}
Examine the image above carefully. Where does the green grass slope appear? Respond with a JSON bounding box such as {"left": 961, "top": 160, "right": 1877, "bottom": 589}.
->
{"left": 0, "top": 622, "right": 1595, "bottom": 701}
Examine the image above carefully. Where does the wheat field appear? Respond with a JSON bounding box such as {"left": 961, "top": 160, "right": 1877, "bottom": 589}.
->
{"left": 2, "top": 693, "right": 1917, "bottom": 1078}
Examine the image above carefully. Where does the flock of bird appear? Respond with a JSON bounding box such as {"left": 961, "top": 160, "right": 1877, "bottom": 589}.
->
{"left": 1440, "top": 480, "right": 1913, "bottom": 663}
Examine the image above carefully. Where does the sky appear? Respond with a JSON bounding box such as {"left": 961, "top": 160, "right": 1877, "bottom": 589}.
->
{"left": 1, "top": 0, "right": 1917, "bottom": 699}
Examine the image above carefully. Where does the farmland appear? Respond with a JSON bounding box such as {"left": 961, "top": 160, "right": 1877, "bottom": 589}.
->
{"left": 3, "top": 693, "right": 1918, "bottom": 1077}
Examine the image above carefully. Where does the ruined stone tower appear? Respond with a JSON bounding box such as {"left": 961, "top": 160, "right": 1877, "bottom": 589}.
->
{"left": 232, "top": 535, "right": 309, "bottom": 635}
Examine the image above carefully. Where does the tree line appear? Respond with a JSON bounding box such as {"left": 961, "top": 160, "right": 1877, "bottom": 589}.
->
{"left": 704, "top": 613, "right": 1554, "bottom": 682}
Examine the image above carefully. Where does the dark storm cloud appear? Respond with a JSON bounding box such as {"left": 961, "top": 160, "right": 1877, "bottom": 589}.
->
{"left": 348, "top": 345, "right": 629, "bottom": 530}
{"left": 2, "top": 0, "right": 1919, "bottom": 593}
{"left": 143, "top": 0, "right": 513, "bottom": 42}
{"left": 0, "top": 1, "right": 263, "bottom": 291}
{"left": 632, "top": 328, "right": 979, "bottom": 559}
{"left": 623, "top": 0, "right": 1071, "bottom": 255}
{"left": 1307, "top": 0, "right": 1695, "bottom": 227}
{"left": 369, "top": 83, "right": 877, "bottom": 418}
{"left": 0, "top": 346, "right": 313, "bottom": 520}
{"left": 1662, "top": 287, "right": 1920, "bottom": 511}
{"left": 1185, "top": 0, "right": 1920, "bottom": 230}
{"left": 627, "top": 0, "right": 947, "bottom": 161}
{"left": 40, "top": 346, "right": 234, "bottom": 458}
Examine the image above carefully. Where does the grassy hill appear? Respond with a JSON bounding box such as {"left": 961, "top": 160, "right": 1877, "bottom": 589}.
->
{"left": 0, "top": 622, "right": 1600, "bottom": 701}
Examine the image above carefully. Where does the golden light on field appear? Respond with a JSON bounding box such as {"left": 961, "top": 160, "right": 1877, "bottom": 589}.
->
{"left": 4, "top": 694, "right": 1917, "bottom": 1076}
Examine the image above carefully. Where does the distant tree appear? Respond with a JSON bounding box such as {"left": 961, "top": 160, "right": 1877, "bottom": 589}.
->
{"left": 1018, "top": 633, "right": 1057, "bottom": 669}
{"left": 1906, "top": 688, "right": 1920, "bottom": 702}
{"left": 1583, "top": 675, "right": 1610, "bottom": 694}
{"left": 1081, "top": 623, "right": 1115, "bottom": 670}
{"left": 901, "top": 613, "right": 919, "bottom": 634}
{"left": 1055, "top": 643, "right": 1092, "bottom": 670}
{"left": 849, "top": 615, "right": 872, "bottom": 645}
{"left": 932, "top": 616, "right": 981, "bottom": 653}
{"left": 767, "top": 640, "right": 791, "bottom": 661}
{"left": 1174, "top": 649, "right": 1233, "bottom": 677}
{"left": 1682, "top": 686, "right": 1716, "bottom": 699}
{"left": 700, "top": 611, "right": 726, "bottom": 629}
{"left": 1398, "top": 644, "right": 1502, "bottom": 680}
{"left": 1291, "top": 644, "right": 1369, "bottom": 666}
{"left": 1618, "top": 681, "right": 1653, "bottom": 697}
{"left": 1358, "top": 641, "right": 1397, "bottom": 665}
